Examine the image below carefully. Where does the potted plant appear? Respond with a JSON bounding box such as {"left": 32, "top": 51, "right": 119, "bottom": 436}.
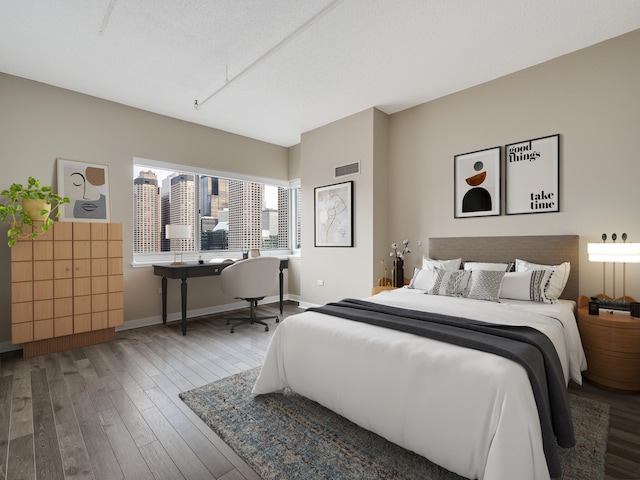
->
{"left": 0, "top": 176, "right": 70, "bottom": 247}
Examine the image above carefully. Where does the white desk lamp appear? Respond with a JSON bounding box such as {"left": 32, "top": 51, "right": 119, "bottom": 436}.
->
{"left": 165, "top": 224, "right": 191, "bottom": 265}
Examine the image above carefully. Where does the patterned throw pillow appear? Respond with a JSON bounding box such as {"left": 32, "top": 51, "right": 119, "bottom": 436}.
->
{"left": 409, "top": 268, "right": 435, "bottom": 290}
{"left": 428, "top": 268, "right": 467, "bottom": 296}
{"left": 515, "top": 259, "right": 570, "bottom": 302}
{"left": 500, "top": 270, "right": 549, "bottom": 302}
{"left": 465, "top": 270, "right": 505, "bottom": 302}
{"left": 422, "top": 256, "right": 461, "bottom": 271}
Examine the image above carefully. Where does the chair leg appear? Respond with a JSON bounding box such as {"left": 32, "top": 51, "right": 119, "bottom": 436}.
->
{"left": 227, "top": 299, "right": 277, "bottom": 333}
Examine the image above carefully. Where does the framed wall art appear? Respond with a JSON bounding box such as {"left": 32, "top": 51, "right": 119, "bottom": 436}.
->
{"left": 314, "top": 180, "right": 353, "bottom": 247}
{"left": 454, "top": 146, "right": 501, "bottom": 218}
{"left": 57, "top": 158, "right": 111, "bottom": 222}
{"left": 505, "top": 134, "right": 559, "bottom": 215}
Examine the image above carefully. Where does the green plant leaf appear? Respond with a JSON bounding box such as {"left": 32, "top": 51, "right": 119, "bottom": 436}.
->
{"left": 2, "top": 177, "right": 69, "bottom": 246}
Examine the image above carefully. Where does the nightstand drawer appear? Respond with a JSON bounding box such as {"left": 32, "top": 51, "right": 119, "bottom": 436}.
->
{"left": 579, "top": 321, "right": 640, "bottom": 354}
{"left": 583, "top": 346, "right": 640, "bottom": 391}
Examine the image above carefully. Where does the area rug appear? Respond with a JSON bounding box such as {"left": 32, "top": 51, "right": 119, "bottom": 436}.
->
{"left": 179, "top": 368, "right": 609, "bottom": 480}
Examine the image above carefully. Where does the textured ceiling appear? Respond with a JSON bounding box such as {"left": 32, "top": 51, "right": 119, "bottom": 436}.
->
{"left": 1, "top": 0, "right": 639, "bottom": 147}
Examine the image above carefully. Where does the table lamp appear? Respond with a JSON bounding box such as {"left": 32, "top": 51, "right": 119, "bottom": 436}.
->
{"left": 165, "top": 224, "right": 191, "bottom": 264}
{"left": 587, "top": 233, "right": 640, "bottom": 307}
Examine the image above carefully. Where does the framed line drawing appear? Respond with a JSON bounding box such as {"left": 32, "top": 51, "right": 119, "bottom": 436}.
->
{"left": 314, "top": 180, "right": 353, "bottom": 247}
{"left": 454, "top": 146, "right": 501, "bottom": 218}
{"left": 505, "top": 134, "right": 559, "bottom": 215}
{"left": 57, "top": 158, "right": 111, "bottom": 222}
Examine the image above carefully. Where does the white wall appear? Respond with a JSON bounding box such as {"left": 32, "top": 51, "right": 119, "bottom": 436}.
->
{"left": 299, "top": 108, "right": 390, "bottom": 305}
{"left": 386, "top": 29, "right": 640, "bottom": 300}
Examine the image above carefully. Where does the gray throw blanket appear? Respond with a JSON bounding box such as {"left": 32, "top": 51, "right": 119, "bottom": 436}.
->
{"left": 309, "top": 298, "right": 575, "bottom": 479}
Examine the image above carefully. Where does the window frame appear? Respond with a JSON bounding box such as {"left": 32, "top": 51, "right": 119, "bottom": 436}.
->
{"left": 289, "top": 178, "right": 301, "bottom": 254}
{"left": 133, "top": 156, "right": 291, "bottom": 266}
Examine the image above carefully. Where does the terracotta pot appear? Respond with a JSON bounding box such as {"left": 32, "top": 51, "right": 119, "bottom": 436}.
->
{"left": 22, "top": 199, "right": 51, "bottom": 222}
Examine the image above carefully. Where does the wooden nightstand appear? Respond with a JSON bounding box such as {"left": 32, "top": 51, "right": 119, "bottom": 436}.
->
{"left": 371, "top": 285, "right": 397, "bottom": 295}
{"left": 372, "top": 277, "right": 409, "bottom": 295}
{"left": 576, "top": 295, "right": 640, "bottom": 392}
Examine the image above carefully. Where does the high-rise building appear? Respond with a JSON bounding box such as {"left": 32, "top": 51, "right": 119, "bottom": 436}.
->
{"left": 228, "top": 180, "right": 263, "bottom": 250}
{"left": 262, "top": 208, "right": 278, "bottom": 236}
{"left": 199, "top": 176, "right": 230, "bottom": 250}
{"left": 133, "top": 170, "right": 160, "bottom": 253}
{"left": 169, "top": 174, "right": 195, "bottom": 252}
{"left": 160, "top": 176, "right": 171, "bottom": 252}
{"left": 200, "top": 176, "right": 229, "bottom": 222}
{"left": 262, "top": 208, "right": 278, "bottom": 249}
{"left": 295, "top": 187, "right": 301, "bottom": 249}
{"left": 277, "top": 186, "right": 289, "bottom": 249}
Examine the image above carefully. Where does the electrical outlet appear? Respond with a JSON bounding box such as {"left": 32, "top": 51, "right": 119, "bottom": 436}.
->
{"left": 317, "top": 280, "right": 324, "bottom": 286}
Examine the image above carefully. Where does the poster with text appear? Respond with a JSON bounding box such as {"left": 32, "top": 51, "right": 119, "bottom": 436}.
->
{"left": 505, "top": 134, "right": 559, "bottom": 215}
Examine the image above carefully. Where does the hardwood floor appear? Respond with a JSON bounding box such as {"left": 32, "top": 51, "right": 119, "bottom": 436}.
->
{"left": 1, "top": 301, "right": 639, "bottom": 480}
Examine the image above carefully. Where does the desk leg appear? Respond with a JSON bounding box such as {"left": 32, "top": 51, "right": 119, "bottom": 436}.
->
{"left": 161, "top": 277, "right": 168, "bottom": 324}
{"left": 181, "top": 278, "right": 188, "bottom": 335}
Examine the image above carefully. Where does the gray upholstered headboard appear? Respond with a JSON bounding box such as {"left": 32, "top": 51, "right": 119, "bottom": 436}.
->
{"left": 429, "top": 235, "right": 579, "bottom": 301}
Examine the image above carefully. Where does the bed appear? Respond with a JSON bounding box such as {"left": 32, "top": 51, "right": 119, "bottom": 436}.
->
{"left": 253, "top": 235, "right": 587, "bottom": 480}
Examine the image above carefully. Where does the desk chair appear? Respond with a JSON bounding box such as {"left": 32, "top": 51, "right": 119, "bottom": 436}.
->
{"left": 220, "top": 256, "right": 280, "bottom": 333}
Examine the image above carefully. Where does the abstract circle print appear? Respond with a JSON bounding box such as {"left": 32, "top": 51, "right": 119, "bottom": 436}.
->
{"left": 462, "top": 160, "right": 492, "bottom": 213}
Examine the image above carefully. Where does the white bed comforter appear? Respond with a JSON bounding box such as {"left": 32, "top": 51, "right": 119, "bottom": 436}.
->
{"left": 253, "top": 289, "right": 587, "bottom": 480}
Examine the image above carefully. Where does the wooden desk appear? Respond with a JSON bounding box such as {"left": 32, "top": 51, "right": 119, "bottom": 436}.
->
{"left": 153, "top": 258, "right": 289, "bottom": 335}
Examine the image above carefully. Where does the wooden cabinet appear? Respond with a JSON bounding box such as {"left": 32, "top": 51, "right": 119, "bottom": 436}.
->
{"left": 576, "top": 295, "right": 640, "bottom": 392}
{"left": 11, "top": 222, "right": 124, "bottom": 357}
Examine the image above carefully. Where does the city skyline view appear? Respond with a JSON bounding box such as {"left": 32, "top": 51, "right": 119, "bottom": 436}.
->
{"left": 133, "top": 165, "right": 279, "bottom": 210}
{"left": 133, "top": 166, "right": 288, "bottom": 254}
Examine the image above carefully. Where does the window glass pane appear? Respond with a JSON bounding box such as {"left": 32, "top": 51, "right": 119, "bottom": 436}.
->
{"left": 134, "top": 163, "right": 290, "bottom": 256}
{"left": 200, "top": 176, "right": 229, "bottom": 250}
{"left": 295, "top": 186, "right": 301, "bottom": 249}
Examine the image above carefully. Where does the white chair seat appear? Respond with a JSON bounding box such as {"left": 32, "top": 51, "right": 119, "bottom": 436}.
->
{"left": 220, "top": 256, "right": 280, "bottom": 333}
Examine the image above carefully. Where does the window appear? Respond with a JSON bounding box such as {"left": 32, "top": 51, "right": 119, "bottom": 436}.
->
{"left": 133, "top": 158, "right": 291, "bottom": 262}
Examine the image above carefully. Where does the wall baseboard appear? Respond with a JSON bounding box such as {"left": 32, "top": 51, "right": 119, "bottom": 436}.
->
{"left": 298, "top": 300, "right": 320, "bottom": 309}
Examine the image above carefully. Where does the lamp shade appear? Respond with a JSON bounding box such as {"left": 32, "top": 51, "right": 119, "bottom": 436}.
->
{"left": 587, "top": 242, "right": 640, "bottom": 263}
{"left": 165, "top": 224, "right": 191, "bottom": 240}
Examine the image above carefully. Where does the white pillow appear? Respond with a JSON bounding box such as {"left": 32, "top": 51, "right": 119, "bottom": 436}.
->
{"left": 515, "top": 259, "right": 570, "bottom": 302}
{"left": 409, "top": 267, "right": 435, "bottom": 291}
{"left": 422, "top": 256, "right": 461, "bottom": 271}
{"left": 465, "top": 270, "right": 505, "bottom": 302}
{"left": 463, "top": 262, "right": 511, "bottom": 272}
{"left": 500, "top": 270, "right": 550, "bottom": 302}
{"left": 428, "top": 268, "right": 468, "bottom": 296}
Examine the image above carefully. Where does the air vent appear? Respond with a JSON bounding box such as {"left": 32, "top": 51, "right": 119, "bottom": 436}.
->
{"left": 334, "top": 162, "right": 360, "bottom": 178}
